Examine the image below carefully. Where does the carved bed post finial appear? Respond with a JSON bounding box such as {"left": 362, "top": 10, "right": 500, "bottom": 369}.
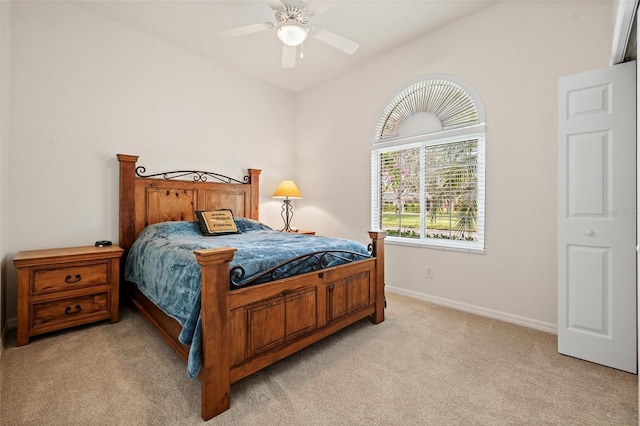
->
{"left": 117, "top": 154, "right": 139, "bottom": 252}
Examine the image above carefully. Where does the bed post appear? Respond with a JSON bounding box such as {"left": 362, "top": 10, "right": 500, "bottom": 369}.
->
{"left": 194, "top": 247, "right": 237, "bottom": 420}
{"left": 117, "top": 154, "right": 139, "bottom": 252}
{"left": 247, "top": 168, "right": 261, "bottom": 221}
{"left": 369, "top": 230, "right": 386, "bottom": 324}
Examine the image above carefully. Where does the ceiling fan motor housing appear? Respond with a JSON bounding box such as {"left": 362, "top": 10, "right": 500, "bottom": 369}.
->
{"left": 275, "top": 5, "right": 309, "bottom": 25}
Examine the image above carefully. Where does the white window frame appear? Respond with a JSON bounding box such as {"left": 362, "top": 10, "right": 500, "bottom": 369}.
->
{"left": 371, "top": 76, "right": 486, "bottom": 253}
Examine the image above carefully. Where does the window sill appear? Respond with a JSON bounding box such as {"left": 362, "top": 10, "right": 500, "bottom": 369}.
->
{"left": 384, "top": 236, "right": 485, "bottom": 254}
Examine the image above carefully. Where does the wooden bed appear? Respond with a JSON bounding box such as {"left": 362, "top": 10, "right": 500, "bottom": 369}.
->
{"left": 117, "top": 154, "right": 386, "bottom": 421}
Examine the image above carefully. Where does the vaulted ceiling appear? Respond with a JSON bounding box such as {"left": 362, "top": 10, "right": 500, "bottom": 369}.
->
{"left": 70, "top": 0, "right": 499, "bottom": 92}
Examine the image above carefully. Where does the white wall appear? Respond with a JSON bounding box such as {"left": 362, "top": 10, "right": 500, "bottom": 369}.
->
{"left": 0, "top": 0, "right": 11, "bottom": 350}
{"left": 3, "top": 1, "right": 617, "bottom": 331}
{"left": 5, "top": 1, "right": 296, "bottom": 320}
{"left": 294, "top": 1, "right": 614, "bottom": 330}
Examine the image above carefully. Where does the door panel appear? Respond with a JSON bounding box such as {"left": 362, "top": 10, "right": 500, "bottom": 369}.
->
{"left": 567, "top": 131, "right": 609, "bottom": 216}
{"left": 566, "top": 245, "right": 609, "bottom": 334}
{"left": 558, "top": 61, "right": 637, "bottom": 373}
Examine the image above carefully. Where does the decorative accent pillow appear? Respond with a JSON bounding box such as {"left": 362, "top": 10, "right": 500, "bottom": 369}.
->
{"left": 195, "top": 209, "right": 239, "bottom": 236}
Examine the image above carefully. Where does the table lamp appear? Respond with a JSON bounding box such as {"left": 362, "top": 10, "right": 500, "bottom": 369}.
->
{"left": 273, "top": 180, "right": 302, "bottom": 232}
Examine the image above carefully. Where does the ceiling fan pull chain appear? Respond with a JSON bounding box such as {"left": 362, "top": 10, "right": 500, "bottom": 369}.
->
{"left": 300, "top": 43, "right": 304, "bottom": 59}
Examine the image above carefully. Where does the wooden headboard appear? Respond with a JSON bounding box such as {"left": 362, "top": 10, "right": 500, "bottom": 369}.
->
{"left": 117, "top": 154, "right": 261, "bottom": 252}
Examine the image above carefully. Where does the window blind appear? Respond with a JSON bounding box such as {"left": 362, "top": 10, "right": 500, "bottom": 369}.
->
{"left": 372, "top": 136, "right": 484, "bottom": 251}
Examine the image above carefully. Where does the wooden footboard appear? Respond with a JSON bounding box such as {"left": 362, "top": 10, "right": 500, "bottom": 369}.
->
{"left": 117, "top": 154, "right": 386, "bottom": 421}
{"left": 194, "top": 233, "right": 385, "bottom": 420}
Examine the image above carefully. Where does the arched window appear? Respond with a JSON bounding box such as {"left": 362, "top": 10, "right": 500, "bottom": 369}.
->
{"left": 371, "top": 76, "right": 485, "bottom": 252}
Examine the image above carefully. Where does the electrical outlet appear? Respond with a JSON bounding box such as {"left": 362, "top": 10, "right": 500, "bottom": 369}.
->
{"left": 426, "top": 267, "right": 432, "bottom": 278}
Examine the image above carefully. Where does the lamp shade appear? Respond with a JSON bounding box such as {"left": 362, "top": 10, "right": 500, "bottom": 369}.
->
{"left": 273, "top": 180, "right": 302, "bottom": 199}
{"left": 276, "top": 22, "right": 308, "bottom": 47}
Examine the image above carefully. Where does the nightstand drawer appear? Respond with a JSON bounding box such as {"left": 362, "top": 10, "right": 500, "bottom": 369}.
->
{"left": 31, "top": 292, "right": 110, "bottom": 330}
{"left": 32, "top": 262, "right": 110, "bottom": 295}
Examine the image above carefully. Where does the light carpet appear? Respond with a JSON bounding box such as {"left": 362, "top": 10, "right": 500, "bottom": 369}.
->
{"left": 0, "top": 293, "right": 637, "bottom": 425}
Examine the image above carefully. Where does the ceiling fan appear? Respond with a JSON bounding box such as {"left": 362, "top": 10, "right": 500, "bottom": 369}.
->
{"left": 218, "top": 1, "right": 359, "bottom": 69}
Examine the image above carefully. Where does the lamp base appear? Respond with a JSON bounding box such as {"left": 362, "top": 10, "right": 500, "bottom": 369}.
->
{"left": 280, "top": 199, "right": 295, "bottom": 232}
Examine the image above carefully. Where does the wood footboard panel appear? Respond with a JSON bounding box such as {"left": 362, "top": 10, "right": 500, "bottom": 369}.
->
{"left": 227, "top": 259, "right": 377, "bottom": 382}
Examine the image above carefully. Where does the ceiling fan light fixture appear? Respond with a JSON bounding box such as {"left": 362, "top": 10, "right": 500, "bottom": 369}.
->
{"left": 277, "top": 21, "right": 308, "bottom": 46}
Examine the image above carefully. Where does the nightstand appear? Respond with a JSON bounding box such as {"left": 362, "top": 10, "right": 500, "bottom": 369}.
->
{"left": 287, "top": 229, "right": 316, "bottom": 235}
{"left": 13, "top": 245, "right": 124, "bottom": 346}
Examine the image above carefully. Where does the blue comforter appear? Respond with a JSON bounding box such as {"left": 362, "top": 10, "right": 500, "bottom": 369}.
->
{"left": 124, "top": 218, "right": 370, "bottom": 378}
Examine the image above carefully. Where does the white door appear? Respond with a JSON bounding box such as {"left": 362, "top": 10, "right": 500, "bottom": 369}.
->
{"left": 558, "top": 61, "right": 637, "bottom": 373}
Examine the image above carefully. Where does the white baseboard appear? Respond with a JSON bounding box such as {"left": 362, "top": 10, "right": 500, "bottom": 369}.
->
{"left": 386, "top": 285, "right": 558, "bottom": 335}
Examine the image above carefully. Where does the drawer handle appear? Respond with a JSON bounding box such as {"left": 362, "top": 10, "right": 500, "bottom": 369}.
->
{"left": 65, "top": 274, "right": 82, "bottom": 283}
{"left": 65, "top": 304, "right": 82, "bottom": 315}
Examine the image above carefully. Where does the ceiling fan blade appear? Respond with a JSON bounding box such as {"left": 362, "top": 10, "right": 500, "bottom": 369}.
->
{"left": 306, "top": 1, "right": 333, "bottom": 16}
{"left": 281, "top": 44, "right": 297, "bottom": 68}
{"left": 265, "top": 0, "right": 286, "bottom": 10}
{"left": 311, "top": 27, "right": 359, "bottom": 55}
{"left": 218, "top": 22, "right": 274, "bottom": 39}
